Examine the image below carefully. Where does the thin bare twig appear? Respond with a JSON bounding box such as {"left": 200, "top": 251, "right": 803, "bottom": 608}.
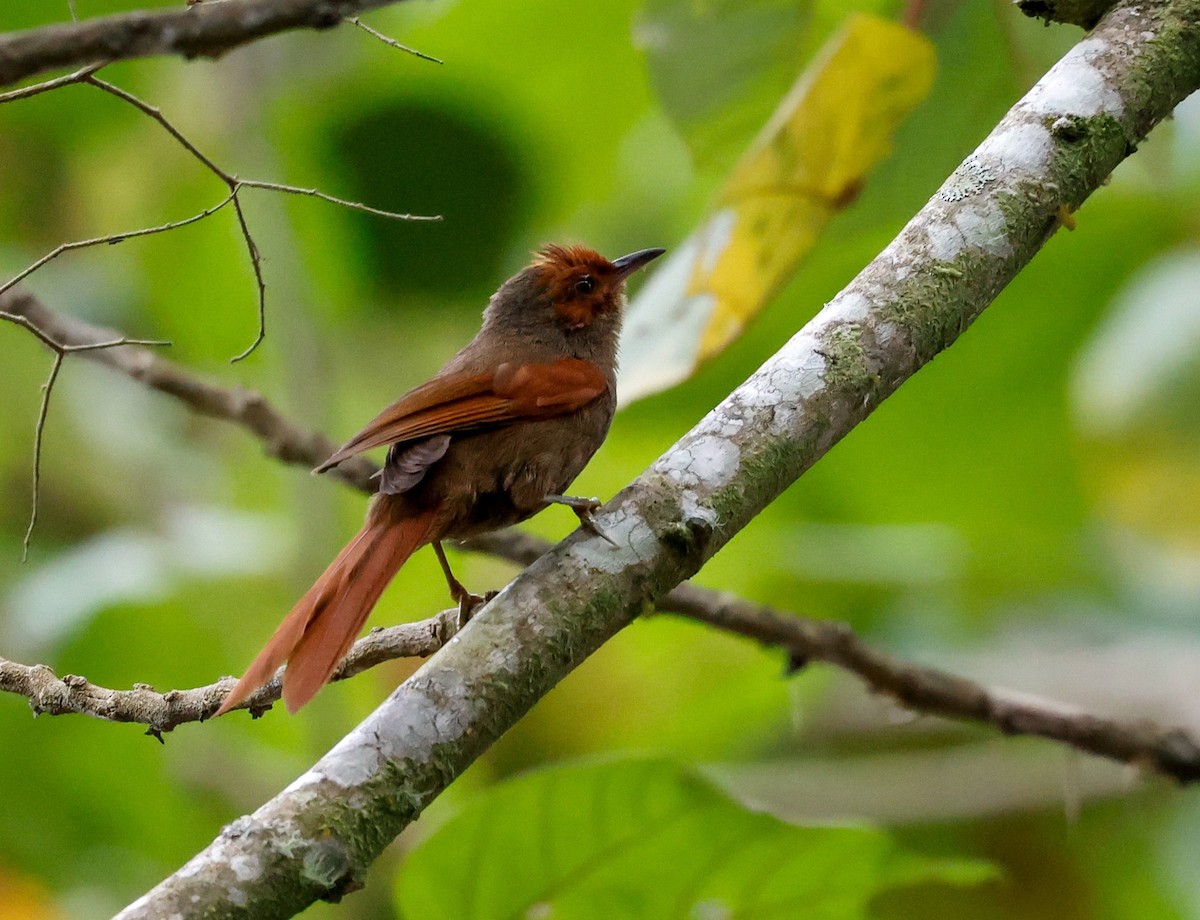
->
{"left": 346, "top": 16, "right": 442, "bottom": 64}
{"left": 24, "top": 353, "right": 63, "bottom": 562}
{"left": 0, "top": 68, "right": 437, "bottom": 363}
{"left": 0, "top": 61, "right": 104, "bottom": 103}
{"left": 236, "top": 179, "right": 442, "bottom": 221}
{"left": 1, "top": 610, "right": 460, "bottom": 738}
{"left": 0, "top": 290, "right": 378, "bottom": 493}
{"left": 229, "top": 192, "right": 268, "bottom": 362}
{"left": 0, "top": 308, "right": 170, "bottom": 559}
{"left": 0, "top": 193, "right": 238, "bottom": 298}
{"left": 84, "top": 74, "right": 226, "bottom": 174}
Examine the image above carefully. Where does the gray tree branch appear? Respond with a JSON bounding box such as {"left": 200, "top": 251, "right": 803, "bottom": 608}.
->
{"left": 0, "top": 610, "right": 459, "bottom": 738}
{"left": 7, "top": 287, "right": 1200, "bottom": 783}
{"left": 95, "top": 1, "right": 1198, "bottom": 914}
{"left": 0, "top": 0, "right": 414, "bottom": 90}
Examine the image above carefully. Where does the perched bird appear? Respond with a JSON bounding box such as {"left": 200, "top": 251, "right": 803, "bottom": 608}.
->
{"left": 216, "top": 244, "right": 664, "bottom": 715}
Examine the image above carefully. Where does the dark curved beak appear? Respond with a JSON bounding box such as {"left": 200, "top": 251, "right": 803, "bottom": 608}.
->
{"left": 612, "top": 247, "right": 666, "bottom": 281}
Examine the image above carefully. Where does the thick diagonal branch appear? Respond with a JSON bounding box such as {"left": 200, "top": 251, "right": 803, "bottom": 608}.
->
{"left": 110, "top": 3, "right": 1200, "bottom": 916}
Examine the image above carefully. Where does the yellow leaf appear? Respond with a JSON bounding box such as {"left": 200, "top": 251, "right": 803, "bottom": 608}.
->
{"left": 620, "top": 14, "right": 936, "bottom": 404}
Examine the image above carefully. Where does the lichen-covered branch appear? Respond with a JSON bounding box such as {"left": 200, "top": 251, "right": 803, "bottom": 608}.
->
{"left": 110, "top": 3, "right": 1200, "bottom": 916}
{"left": 0, "top": 610, "right": 458, "bottom": 738}
{"left": 0, "top": 0, "right": 413, "bottom": 90}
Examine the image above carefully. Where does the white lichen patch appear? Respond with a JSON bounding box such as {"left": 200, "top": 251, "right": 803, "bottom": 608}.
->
{"left": 230, "top": 854, "right": 261, "bottom": 882}
{"left": 953, "top": 198, "right": 1012, "bottom": 258}
{"left": 821, "top": 290, "right": 870, "bottom": 324}
{"left": 876, "top": 321, "right": 900, "bottom": 349}
{"left": 925, "top": 221, "right": 966, "bottom": 262}
{"left": 314, "top": 729, "right": 387, "bottom": 788}
{"left": 738, "top": 333, "right": 827, "bottom": 410}
{"left": 569, "top": 505, "right": 657, "bottom": 573}
{"left": 656, "top": 435, "right": 741, "bottom": 490}
{"left": 924, "top": 196, "right": 1012, "bottom": 261}
{"left": 1022, "top": 38, "right": 1124, "bottom": 119}
{"left": 975, "top": 122, "right": 1054, "bottom": 175}
{"left": 936, "top": 154, "right": 996, "bottom": 202}
{"left": 282, "top": 771, "right": 324, "bottom": 795}
{"left": 678, "top": 491, "right": 719, "bottom": 533}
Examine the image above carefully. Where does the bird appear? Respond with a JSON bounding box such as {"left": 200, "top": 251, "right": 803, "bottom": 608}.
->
{"left": 215, "top": 244, "right": 665, "bottom": 716}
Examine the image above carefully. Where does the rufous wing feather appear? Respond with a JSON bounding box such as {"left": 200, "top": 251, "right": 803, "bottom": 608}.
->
{"left": 316, "top": 358, "right": 607, "bottom": 471}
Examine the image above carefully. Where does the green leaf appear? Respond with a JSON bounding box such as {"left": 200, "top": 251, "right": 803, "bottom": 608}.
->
{"left": 636, "top": 0, "right": 904, "bottom": 172}
{"left": 395, "top": 757, "right": 991, "bottom": 920}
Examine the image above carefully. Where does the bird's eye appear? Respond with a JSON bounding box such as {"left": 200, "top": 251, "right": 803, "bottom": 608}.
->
{"left": 574, "top": 275, "right": 595, "bottom": 295}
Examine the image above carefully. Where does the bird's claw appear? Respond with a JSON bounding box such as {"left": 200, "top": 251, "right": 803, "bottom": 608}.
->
{"left": 577, "top": 507, "right": 620, "bottom": 547}
{"left": 456, "top": 592, "right": 485, "bottom": 630}
{"left": 453, "top": 589, "right": 499, "bottom": 630}
{"left": 545, "top": 494, "right": 619, "bottom": 547}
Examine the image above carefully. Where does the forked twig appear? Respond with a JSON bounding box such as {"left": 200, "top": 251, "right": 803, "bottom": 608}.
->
{"left": 0, "top": 61, "right": 104, "bottom": 103}
{"left": 0, "top": 68, "right": 438, "bottom": 363}
{"left": 0, "top": 193, "right": 238, "bottom": 299}
{"left": 346, "top": 16, "right": 442, "bottom": 64}
{"left": 0, "top": 309, "right": 170, "bottom": 559}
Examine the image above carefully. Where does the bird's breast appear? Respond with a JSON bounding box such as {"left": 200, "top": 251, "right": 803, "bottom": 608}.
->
{"left": 422, "top": 394, "right": 615, "bottom": 539}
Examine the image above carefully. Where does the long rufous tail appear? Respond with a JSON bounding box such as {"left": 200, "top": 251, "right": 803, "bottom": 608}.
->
{"left": 215, "top": 503, "right": 437, "bottom": 716}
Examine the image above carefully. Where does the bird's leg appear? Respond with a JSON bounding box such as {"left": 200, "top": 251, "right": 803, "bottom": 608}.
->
{"left": 544, "top": 494, "right": 619, "bottom": 547}
{"left": 432, "top": 541, "right": 486, "bottom": 626}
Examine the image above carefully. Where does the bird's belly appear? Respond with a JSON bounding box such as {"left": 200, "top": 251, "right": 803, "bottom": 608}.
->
{"left": 422, "top": 404, "right": 612, "bottom": 538}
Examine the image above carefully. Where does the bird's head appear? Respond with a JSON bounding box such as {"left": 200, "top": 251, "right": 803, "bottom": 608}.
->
{"left": 528, "top": 244, "right": 665, "bottom": 332}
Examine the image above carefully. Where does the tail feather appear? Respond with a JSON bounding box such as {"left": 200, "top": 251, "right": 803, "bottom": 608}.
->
{"left": 216, "top": 505, "right": 436, "bottom": 716}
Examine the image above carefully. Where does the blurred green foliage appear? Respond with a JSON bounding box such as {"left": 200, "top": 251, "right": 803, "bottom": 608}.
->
{"left": 394, "top": 757, "right": 994, "bottom": 919}
{"left": 1, "top": 1, "right": 1199, "bottom": 918}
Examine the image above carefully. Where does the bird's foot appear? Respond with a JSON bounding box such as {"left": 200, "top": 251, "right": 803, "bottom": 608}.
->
{"left": 453, "top": 589, "right": 499, "bottom": 631}
{"left": 544, "top": 494, "right": 619, "bottom": 547}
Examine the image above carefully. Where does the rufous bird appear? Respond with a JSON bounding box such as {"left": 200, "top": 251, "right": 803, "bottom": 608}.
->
{"left": 216, "top": 244, "right": 664, "bottom": 716}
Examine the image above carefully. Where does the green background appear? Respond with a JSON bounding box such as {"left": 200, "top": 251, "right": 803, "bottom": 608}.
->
{"left": 2, "top": 0, "right": 1199, "bottom": 917}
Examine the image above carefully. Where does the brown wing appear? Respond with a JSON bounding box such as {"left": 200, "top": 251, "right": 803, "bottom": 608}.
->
{"left": 315, "top": 357, "right": 608, "bottom": 472}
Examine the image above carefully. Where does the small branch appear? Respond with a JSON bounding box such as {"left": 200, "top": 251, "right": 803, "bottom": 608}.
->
{"left": 346, "top": 16, "right": 442, "bottom": 64}
{"left": 0, "top": 60, "right": 103, "bottom": 103}
{"left": 6, "top": 531, "right": 1198, "bottom": 785}
{"left": 84, "top": 74, "right": 229, "bottom": 177}
{"left": 0, "top": 0, "right": 417, "bottom": 90}
{"left": 0, "top": 193, "right": 238, "bottom": 298}
{"left": 660, "top": 586, "right": 1200, "bottom": 784}
{"left": 0, "top": 610, "right": 459, "bottom": 737}
{"left": 23, "top": 353, "right": 63, "bottom": 562}
{"left": 237, "top": 179, "right": 442, "bottom": 221}
{"left": 1, "top": 68, "right": 436, "bottom": 361}
{"left": 1, "top": 307, "right": 171, "bottom": 558}
{"left": 0, "top": 289, "right": 378, "bottom": 493}
{"left": 229, "top": 190, "right": 268, "bottom": 362}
